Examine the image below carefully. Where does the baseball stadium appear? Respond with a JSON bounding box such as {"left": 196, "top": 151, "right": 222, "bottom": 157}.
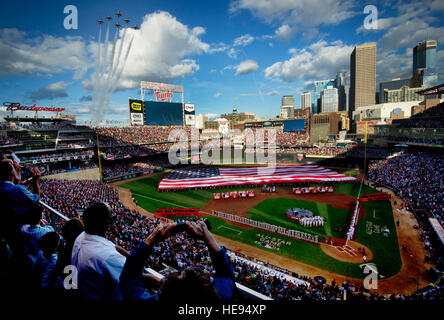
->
{"left": 2, "top": 83, "right": 443, "bottom": 303}
{"left": 1, "top": 2, "right": 444, "bottom": 310}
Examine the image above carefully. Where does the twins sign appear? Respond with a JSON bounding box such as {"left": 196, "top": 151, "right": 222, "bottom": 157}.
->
{"left": 155, "top": 91, "right": 173, "bottom": 101}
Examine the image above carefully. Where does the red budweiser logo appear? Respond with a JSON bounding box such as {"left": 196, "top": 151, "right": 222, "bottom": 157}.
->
{"left": 3, "top": 102, "right": 65, "bottom": 112}
{"left": 155, "top": 91, "right": 173, "bottom": 101}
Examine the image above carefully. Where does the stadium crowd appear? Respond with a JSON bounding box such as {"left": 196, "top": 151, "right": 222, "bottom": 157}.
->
{"left": 101, "top": 144, "right": 173, "bottom": 159}
{"left": 95, "top": 126, "right": 191, "bottom": 146}
{"left": 1, "top": 149, "right": 443, "bottom": 301}
{"left": 0, "top": 135, "right": 20, "bottom": 146}
{"left": 369, "top": 151, "right": 444, "bottom": 270}
{"left": 18, "top": 150, "right": 94, "bottom": 163}
{"left": 101, "top": 162, "right": 158, "bottom": 179}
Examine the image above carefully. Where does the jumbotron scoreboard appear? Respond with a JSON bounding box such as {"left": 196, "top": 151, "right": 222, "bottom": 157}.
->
{"left": 128, "top": 81, "right": 195, "bottom": 126}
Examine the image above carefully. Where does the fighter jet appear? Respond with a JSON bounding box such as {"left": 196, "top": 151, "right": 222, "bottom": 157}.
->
{"left": 115, "top": 23, "right": 121, "bottom": 28}
{"left": 124, "top": 18, "right": 130, "bottom": 24}
{"left": 106, "top": 16, "right": 112, "bottom": 21}
{"left": 116, "top": 10, "right": 122, "bottom": 18}
{"left": 97, "top": 19, "right": 104, "bottom": 24}
{"left": 133, "top": 25, "right": 139, "bottom": 30}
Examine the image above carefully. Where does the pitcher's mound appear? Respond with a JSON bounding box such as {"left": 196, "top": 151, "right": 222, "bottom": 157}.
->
{"left": 320, "top": 240, "right": 373, "bottom": 263}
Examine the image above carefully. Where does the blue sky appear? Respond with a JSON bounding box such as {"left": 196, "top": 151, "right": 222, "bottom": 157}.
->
{"left": 1, "top": 0, "right": 443, "bottom": 123}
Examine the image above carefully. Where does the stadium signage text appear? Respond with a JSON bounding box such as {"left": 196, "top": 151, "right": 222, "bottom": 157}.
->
{"left": 3, "top": 102, "right": 65, "bottom": 112}
{"left": 155, "top": 91, "right": 173, "bottom": 101}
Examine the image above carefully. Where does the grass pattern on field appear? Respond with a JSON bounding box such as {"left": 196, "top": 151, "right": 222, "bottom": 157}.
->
{"left": 120, "top": 173, "right": 402, "bottom": 279}
{"left": 246, "top": 198, "right": 351, "bottom": 239}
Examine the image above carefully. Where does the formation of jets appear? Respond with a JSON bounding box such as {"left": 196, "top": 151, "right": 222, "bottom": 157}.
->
{"left": 98, "top": 11, "right": 138, "bottom": 29}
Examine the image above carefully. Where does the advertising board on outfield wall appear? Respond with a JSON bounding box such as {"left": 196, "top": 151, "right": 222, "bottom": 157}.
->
{"left": 128, "top": 99, "right": 145, "bottom": 126}
{"left": 184, "top": 103, "right": 195, "bottom": 126}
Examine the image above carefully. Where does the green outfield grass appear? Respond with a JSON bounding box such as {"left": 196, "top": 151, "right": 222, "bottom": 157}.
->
{"left": 120, "top": 172, "right": 402, "bottom": 279}
{"left": 246, "top": 198, "right": 351, "bottom": 239}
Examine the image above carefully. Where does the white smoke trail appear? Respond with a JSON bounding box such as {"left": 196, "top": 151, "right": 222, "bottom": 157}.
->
{"left": 90, "top": 20, "right": 136, "bottom": 122}
{"left": 92, "top": 24, "right": 102, "bottom": 119}
{"left": 110, "top": 27, "right": 127, "bottom": 82}
{"left": 106, "top": 29, "right": 119, "bottom": 84}
{"left": 109, "top": 28, "right": 135, "bottom": 93}
{"left": 103, "top": 27, "right": 125, "bottom": 95}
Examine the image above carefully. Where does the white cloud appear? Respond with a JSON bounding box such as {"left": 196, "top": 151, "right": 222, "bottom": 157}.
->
{"left": 274, "top": 24, "right": 295, "bottom": 41}
{"left": 264, "top": 40, "right": 353, "bottom": 82}
{"left": 230, "top": 0, "right": 356, "bottom": 32}
{"left": 227, "top": 47, "right": 238, "bottom": 59}
{"left": 0, "top": 28, "right": 88, "bottom": 79}
{"left": 214, "top": 92, "right": 222, "bottom": 98}
{"left": 205, "top": 113, "right": 218, "bottom": 120}
{"left": 376, "top": 50, "right": 412, "bottom": 84}
{"left": 86, "top": 11, "right": 211, "bottom": 91}
{"left": 266, "top": 90, "right": 280, "bottom": 96}
{"left": 208, "top": 42, "right": 230, "bottom": 53}
{"left": 233, "top": 34, "right": 254, "bottom": 47}
{"left": 235, "top": 59, "right": 259, "bottom": 75}
{"left": 379, "top": 19, "right": 444, "bottom": 53}
{"left": 26, "top": 81, "right": 70, "bottom": 101}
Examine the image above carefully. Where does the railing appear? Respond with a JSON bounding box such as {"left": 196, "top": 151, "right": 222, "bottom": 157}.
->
{"left": 39, "top": 200, "right": 271, "bottom": 300}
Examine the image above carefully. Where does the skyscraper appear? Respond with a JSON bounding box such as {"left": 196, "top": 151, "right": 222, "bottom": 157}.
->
{"left": 334, "top": 71, "right": 347, "bottom": 111}
{"left": 349, "top": 43, "right": 376, "bottom": 120}
{"left": 411, "top": 40, "right": 438, "bottom": 89}
{"left": 320, "top": 86, "right": 338, "bottom": 113}
{"left": 300, "top": 92, "right": 311, "bottom": 110}
{"left": 413, "top": 40, "right": 437, "bottom": 72}
{"left": 280, "top": 95, "right": 295, "bottom": 118}
{"left": 312, "top": 79, "right": 334, "bottom": 114}
{"left": 281, "top": 95, "right": 295, "bottom": 107}
{"left": 379, "top": 78, "right": 410, "bottom": 103}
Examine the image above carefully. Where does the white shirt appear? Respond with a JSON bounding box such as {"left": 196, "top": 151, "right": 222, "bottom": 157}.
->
{"left": 71, "top": 231, "right": 126, "bottom": 300}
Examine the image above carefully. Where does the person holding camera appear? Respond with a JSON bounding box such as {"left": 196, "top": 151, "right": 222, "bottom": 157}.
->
{"left": 120, "top": 219, "right": 236, "bottom": 301}
{"left": 0, "top": 159, "right": 41, "bottom": 227}
{"left": 0, "top": 157, "right": 41, "bottom": 296}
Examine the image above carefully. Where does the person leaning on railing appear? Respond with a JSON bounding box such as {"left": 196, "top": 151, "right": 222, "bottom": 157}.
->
{"left": 119, "top": 220, "right": 236, "bottom": 301}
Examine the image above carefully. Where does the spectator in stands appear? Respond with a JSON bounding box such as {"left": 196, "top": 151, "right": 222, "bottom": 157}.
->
{"left": 35, "top": 231, "right": 64, "bottom": 292}
{"left": 0, "top": 160, "right": 41, "bottom": 287}
{"left": 120, "top": 220, "right": 236, "bottom": 301}
{"left": 56, "top": 218, "right": 84, "bottom": 280}
{"left": 0, "top": 160, "right": 41, "bottom": 228}
{"left": 71, "top": 202, "right": 127, "bottom": 300}
{"left": 21, "top": 204, "right": 54, "bottom": 266}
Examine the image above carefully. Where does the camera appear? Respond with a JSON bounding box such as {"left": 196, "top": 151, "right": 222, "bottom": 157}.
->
{"left": 173, "top": 218, "right": 212, "bottom": 234}
{"left": 21, "top": 164, "right": 46, "bottom": 183}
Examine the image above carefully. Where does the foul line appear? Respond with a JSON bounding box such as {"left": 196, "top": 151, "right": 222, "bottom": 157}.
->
{"left": 131, "top": 192, "right": 189, "bottom": 208}
{"left": 218, "top": 225, "right": 242, "bottom": 234}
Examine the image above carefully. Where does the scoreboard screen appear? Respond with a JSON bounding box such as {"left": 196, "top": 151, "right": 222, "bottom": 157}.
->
{"left": 144, "top": 101, "right": 183, "bottom": 126}
{"left": 283, "top": 119, "right": 305, "bottom": 132}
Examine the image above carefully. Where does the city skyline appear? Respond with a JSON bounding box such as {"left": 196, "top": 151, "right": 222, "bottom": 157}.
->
{"left": 0, "top": 0, "right": 443, "bottom": 123}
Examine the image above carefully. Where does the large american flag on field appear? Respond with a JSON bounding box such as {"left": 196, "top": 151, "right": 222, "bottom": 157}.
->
{"left": 158, "top": 165, "right": 358, "bottom": 190}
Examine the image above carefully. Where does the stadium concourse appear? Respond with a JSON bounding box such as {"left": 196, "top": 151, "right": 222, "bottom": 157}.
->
{"left": 1, "top": 121, "right": 443, "bottom": 301}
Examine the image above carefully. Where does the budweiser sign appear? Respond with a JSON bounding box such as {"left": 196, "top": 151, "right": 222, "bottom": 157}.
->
{"left": 155, "top": 91, "right": 173, "bottom": 101}
{"left": 3, "top": 102, "right": 65, "bottom": 112}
